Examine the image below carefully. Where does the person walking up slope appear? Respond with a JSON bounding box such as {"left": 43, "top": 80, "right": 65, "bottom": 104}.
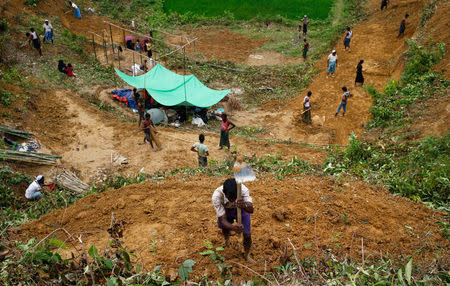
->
{"left": 191, "top": 134, "right": 209, "bottom": 167}
{"left": 344, "top": 26, "right": 352, "bottom": 52}
{"left": 335, "top": 86, "right": 353, "bottom": 117}
{"left": 398, "top": 13, "right": 409, "bottom": 38}
{"left": 302, "top": 91, "right": 312, "bottom": 124}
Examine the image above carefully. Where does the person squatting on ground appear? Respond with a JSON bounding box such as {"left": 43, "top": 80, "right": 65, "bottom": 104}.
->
{"left": 212, "top": 178, "right": 254, "bottom": 261}
{"left": 302, "top": 91, "right": 312, "bottom": 124}
{"left": 302, "top": 38, "right": 309, "bottom": 61}
{"left": 42, "top": 19, "right": 54, "bottom": 44}
{"left": 335, "top": 86, "right": 353, "bottom": 117}
{"left": 191, "top": 134, "right": 209, "bottom": 167}
{"left": 142, "top": 113, "right": 157, "bottom": 151}
{"left": 25, "top": 175, "right": 51, "bottom": 201}
{"left": 66, "top": 63, "right": 76, "bottom": 77}
{"left": 344, "top": 26, "right": 353, "bottom": 52}
{"left": 398, "top": 13, "right": 409, "bottom": 38}
{"left": 327, "top": 50, "right": 338, "bottom": 77}
{"left": 27, "top": 28, "right": 42, "bottom": 57}
{"left": 69, "top": 1, "right": 82, "bottom": 19}
{"left": 355, "top": 60, "right": 364, "bottom": 87}
{"left": 218, "top": 113, "right": 235, "bottom": 151}
{"left": 381, "top": 0, "right": 389, "bottom": 10}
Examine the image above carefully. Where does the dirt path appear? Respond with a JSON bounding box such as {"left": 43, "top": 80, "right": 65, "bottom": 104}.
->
{"left": 235, "top": 0, "right": 428, "bottom": 145}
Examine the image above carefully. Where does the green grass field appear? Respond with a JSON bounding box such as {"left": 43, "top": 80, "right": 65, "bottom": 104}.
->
{"left": 164, "top": 0, "right": 335, "bottom": 20}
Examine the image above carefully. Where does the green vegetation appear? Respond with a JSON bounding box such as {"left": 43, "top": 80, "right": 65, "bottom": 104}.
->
{"left": 0, "top": 90, "right": 17, "bottom": 106}
{"left": 326, "top": 133, "right": 449, "bottom": 206}
{"left": 164, "top": 0, "right": 334, "bottom": 20}
{"left": 325, "top": 40, "right": 449, "bottom": 207}
{"left": 24, "top": 0, "right": 41, "bottom": 7}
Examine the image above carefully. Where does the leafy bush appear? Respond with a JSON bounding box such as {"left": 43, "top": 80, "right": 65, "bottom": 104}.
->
{"left": 0, "top": 90, "right": 17, "bottom": 106}
{"left": 368, "top": 41, "right": 447, "bottom": 129}
{"left": 325, "top": 134, "right": 450, "bottom": 205}
{"left": 24, "top": 0, "right": 41, "bottom": 7}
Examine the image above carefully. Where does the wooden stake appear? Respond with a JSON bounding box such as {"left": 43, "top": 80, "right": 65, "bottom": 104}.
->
{"left": 109, "top": 24, "right": 115, "bottom": 53}
{"left": 117, "top": 46, "right": 121, "bottom": 69}
{"left": 92, "top": 34, "right": 96, "bottom": 60}
{"left": 102, "top": 31, "right": 108, "bottom": 64}
{"left": 237, "top": 183, "right": 242, "bottom": 225}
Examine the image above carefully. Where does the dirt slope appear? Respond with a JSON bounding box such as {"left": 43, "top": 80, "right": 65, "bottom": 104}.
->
{"left": 22, "top": 89, "right": 324, "bottom": 181}
{"left": 235, "top": 0, "right": 430, "bottom": 145}
{"left": 13, "top": 175, "right": 449, "bottom": 281}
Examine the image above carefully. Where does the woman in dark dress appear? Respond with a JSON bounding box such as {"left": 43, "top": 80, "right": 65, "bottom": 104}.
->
{"left": 355, "top": 60, "right": 364, "bottom": 87}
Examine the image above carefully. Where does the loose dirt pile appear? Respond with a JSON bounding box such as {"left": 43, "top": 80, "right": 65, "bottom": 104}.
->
{"left": 13, "top": 175, "right": 449, "bottom": 280}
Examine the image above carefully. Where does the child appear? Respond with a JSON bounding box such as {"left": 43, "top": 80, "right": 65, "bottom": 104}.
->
{"left": 66, "top": 63, "right": 76, "bottom": 77}
{"left": 142, "top": 113, "right": 157, "bottom": 151}
{"left": 335, "top": 86, "right": 352, "bottom": 117}
{"left": 191, "top": 134, "right": 209, "bottom": 167}
{"left": 302, "top": 38, "right": 309, "bottom": 61}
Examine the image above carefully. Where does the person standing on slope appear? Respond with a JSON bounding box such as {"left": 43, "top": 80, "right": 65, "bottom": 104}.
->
{"left": 42, "top": 19, "right": 54, "bottom": 44}
{"left": 28, "top": 28, "right": 42, "bottom": 57}
{"left": 327, "top": 50, "right": 338, "bottom": 77}
{"left": 69, "top": 1, "right": 82, "bottom": 19}
{"left": 212, "top": 178, "right": 254, "bottom": 261}
{"left": 302, "top": 38, "right": 309, "bottom": 61}
{"left": 218, "top": 113, "right": 235, "bottom": 151}
{"left": 343, "top": 26, "right": 353, "bottom": 52}
{"left": 381, "top": 0, "right": 389, "bottom": 10}
{"left": 302, "top": 15, "right": 309, "bottom": 37}
{"left": 335, "top": 86, "right": 353, "bottom": 117}
{"left": 302, "top": 91, "right": 312, "bottom": 124}
{"left": 398, "top": 13, "right": 409, "bottom": 38}
{"left": 355, "top": 60, "right": 365, "bottom": 87}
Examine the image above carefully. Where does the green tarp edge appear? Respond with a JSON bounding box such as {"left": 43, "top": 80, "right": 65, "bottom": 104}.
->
{"left": 114, "top": 64, "right": 230, "bottom": 108}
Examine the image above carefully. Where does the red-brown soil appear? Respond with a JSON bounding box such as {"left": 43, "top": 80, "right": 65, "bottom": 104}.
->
{"left": 12, "top": 175, "right": 449, "bottom": 281}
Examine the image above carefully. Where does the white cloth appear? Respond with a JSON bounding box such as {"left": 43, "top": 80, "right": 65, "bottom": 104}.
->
{"left": 191, "top": 117, "right": 205, "bottom": 127}
{"left": 131, "top": 64, "right": 140, "bottom": 76}
{"left": 303, "top": 95, "right": 310, "bottom": 108}
{"left": 212, "top": 184, "right": 252, "bottom": 217}
{"left": 25, "top": 180, "right": 42, "bottom": 199}
{"left": 328, "top": 53, "right": 338, "bottom": 63}
{"left": 193, "top": 142, "right": 208, "bottom": 157}
{"left": 43, "top": 23, "right": 53, "bottom": 32}
{"left": 71, "top": 3, "right": 78, "bottom": 9}
{"left": 31, "top": 31, "right": 38, "bottom": 40}
{"left": 346, "top": 31, "right": 353, "bottom": 39}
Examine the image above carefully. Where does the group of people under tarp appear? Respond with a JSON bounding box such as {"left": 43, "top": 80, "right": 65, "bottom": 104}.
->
{"left": 125, "top": 37, "right": 153, "bottom": 59}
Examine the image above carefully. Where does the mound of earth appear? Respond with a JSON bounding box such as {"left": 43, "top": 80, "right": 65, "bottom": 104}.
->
{"left": 12, "top": 175, "right": 448, "bottom": 280}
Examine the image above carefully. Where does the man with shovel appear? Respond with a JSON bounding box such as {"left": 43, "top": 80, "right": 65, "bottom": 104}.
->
{"left": 212, "top": 178, "right": 254, "bottom": 261}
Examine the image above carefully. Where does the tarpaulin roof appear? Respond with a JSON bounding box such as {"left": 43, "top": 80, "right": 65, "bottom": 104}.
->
{"left": 114, "top": 64, "right": 230, "bottom": 107}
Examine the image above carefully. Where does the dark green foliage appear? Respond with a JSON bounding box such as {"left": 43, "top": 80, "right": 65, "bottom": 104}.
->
{"left": 368, "top": 41, "right": 446, "bottom": 129}
{"left": 326, "top": 133, "right": 450, "bottom": 205}
{"left": 164, "top": 0, "right": 334, "bottom": 21}
{"left": 24, "top": 0, "right": 41, "bottom": 7}
{"left": 61, "top": 29, "right": 87, "bottom": 55}
{"left": 0, "top": 90, "right": 16, "bottom": 106}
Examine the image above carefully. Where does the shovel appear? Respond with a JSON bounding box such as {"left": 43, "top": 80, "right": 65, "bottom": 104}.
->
{"left": 233, "top": 156, "right": 256, "bottom": 227}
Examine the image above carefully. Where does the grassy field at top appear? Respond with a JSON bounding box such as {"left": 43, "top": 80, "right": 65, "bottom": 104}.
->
{"left": 163, "top": 0, "right": 335, "bottom": 20}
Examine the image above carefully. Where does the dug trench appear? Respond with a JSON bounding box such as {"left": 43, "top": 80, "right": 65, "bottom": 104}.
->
{"left": 12, "top": 175, "right": 449, "bottom": 280}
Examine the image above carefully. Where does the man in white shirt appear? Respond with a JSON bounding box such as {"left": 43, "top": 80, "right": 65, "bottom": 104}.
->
{"left": 69, "top": 1, "right": 82, "bottom": 19}
{"left": 302, "top": 91, "right": 312, "bottom": 124}
{"left": 327, "top": 50, "right": 338, "bottom": 77}
{"left": 43, "top": 19, "right": 54, "bottom": 44}
{"left": 212, "top": 178, "right": 254, "bottom": 261}
{"left": 191, "top": 134, "right": 209, "bottom": 167}
{"left": 25, "top": 175, "right": 48, "bottom": 201}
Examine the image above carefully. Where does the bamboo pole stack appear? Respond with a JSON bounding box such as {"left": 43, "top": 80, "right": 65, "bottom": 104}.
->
{"left": 55, "top": 170, "right": 89, "bottom": 194}
{"left": 0, "top": 125, "right": 34, "bottom": 139}
{"left": 0, "top": 150, "right": 61, "bottom": 165}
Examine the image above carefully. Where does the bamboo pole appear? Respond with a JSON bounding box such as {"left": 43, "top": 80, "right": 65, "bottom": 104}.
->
{"left": 109, "top": 24, "right": 115, "bottom": 53}
{"left": 117, "top": 46, "right": 121, "bottom": 69}
{"left": 92, "top": 33, "right": 96, "bottom": 59}
{"left": 102, "top": 31, "right": 108, "bottom": 64}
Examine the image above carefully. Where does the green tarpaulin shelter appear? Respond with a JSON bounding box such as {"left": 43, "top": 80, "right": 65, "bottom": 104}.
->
{"left": 114, "top": 64, "right": 230, "bottom": 107}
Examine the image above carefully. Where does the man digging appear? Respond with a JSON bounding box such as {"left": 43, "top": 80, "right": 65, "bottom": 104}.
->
{"left": 212, "top": 178, "right": 254, "bottom": 262}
